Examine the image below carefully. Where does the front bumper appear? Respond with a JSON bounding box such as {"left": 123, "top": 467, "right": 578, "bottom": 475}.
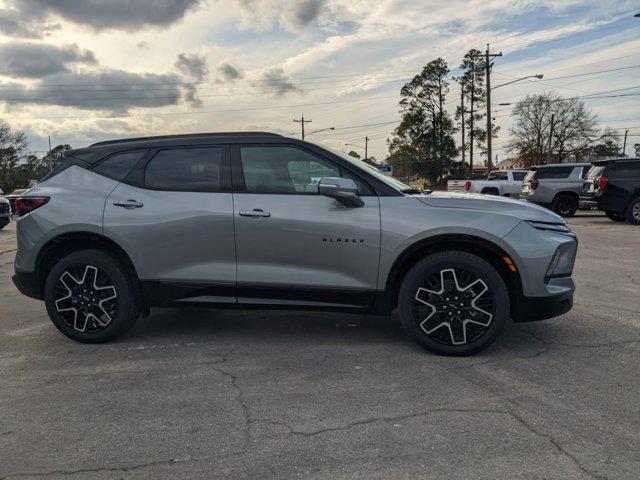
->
{"left": 511, "top": 289, "right": 573, "bottom": 322}
{"left": 12, "top": 271, "right": 43, "bottom": 300}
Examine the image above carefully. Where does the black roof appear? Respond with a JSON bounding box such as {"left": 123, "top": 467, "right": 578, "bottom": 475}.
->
{"left": 90, "top": 132, "right": 284, "bottom": 148}
{"left": 592, "top": 157, "right": 640, "bottom": 166}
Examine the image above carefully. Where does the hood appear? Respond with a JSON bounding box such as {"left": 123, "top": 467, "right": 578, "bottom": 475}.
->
{"left": 415, "top": 191, "right": 564, "bottom": 223}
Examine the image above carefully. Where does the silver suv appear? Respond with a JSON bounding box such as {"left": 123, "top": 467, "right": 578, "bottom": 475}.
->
{"left": 12, "top": 133, "right": 577, "bottom": 355}
{"left": 520, "top": 163, "right": 591, "bottom": 217}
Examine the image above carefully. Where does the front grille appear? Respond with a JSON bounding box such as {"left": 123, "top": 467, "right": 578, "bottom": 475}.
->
{"left": 0, "top": 204, "right": 9, "bottom": 214}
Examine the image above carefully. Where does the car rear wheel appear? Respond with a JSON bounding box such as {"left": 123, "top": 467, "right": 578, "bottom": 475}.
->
{"left": 44, "top": 249, "right": 141, "bottom": 343}
{"left": 625, "top": 197, "right": 640, "bottom": 225}
{"left": 0, "top": 220, "right": 8, "bottom": 230}
{"left": 551, "top": 194, "right": 578, "bottom": 217}
{"left": 398, "top": 251, "right": 509, "bottom": 356}
{"left": 605, "top": 211, "right": 626, "bottom": 222}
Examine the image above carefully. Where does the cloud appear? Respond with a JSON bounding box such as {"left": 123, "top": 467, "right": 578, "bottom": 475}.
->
{"left": 175, "top": 52, "right": 209, "bottom": 81}
{"left": 10, "top": 0, "right": 201, "bottom": 31}
{"left": 0, "top": 69, "right": 198, "bottom": 112}
{"left": 236, "top": 0, "right": 325, "bottom": 32}
{"left": 215, "top": 62, "right": 244, "bottom": 82}
{"left": 256, "top": 68, "right": 299, "bottom": 97}
{"left": 0, "top": 43, "right": 97, "bottom": 78}
{"left": 0, "top": 6, "right": 59, "bottom": 39}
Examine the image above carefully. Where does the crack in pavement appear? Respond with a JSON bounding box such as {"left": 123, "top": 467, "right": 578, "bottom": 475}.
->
{"left": 0, "top": 248, "right": 16, "bottom": 255}
{"left": 4, "top": 457, "right": 187, "bottom": 478}
{"left": 253, "top": 408, "right": 607, "bottom": 479}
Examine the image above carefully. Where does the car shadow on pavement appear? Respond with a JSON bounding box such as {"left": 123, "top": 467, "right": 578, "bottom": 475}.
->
{"left": 118, "top": 306, "right": 552, "bottom": 359}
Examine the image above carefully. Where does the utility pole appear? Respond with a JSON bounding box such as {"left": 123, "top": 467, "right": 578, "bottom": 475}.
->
{"left": 48, "top": 136, "right": 52, "bottom": 172}
{"left": 472, "top": 44, "right": 502, "bottom": 173}
{"left": 547, "top": 114, "right": 555, "bottom": 164}
{"left": 623, "top": 129, "right": 629, "bottom": 156}
{"left": 469, "top": 76, "right": 475, "bottom": 178}
{"left": 460, "top": 83, "right": 466, "bottom": 171}
{"left": 364, "top": 136, "right": 369, "bottom": 162}
{"left": 293, "top": 115, "right": 311, "bottom": 140}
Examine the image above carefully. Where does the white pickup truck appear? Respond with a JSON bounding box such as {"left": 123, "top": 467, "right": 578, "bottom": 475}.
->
{"left": 463, "top": 170, "right": 528, "bottom": 197}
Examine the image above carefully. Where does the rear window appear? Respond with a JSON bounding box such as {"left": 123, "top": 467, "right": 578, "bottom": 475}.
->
{"left": 144, "top": 147, "right": 223, "bottom": 192}
{"left": 524, "top": 170, "right": 537, "bottom": 182}
{"left": 93, "top": 150, "right": 146, "bottom": 181}
{"left": 609, "top": 161, "right": 640, "bottom": 179}
{"left": 487, "top": 171, "right": 508, "bottom": 181}
{"left": 512, "top": 172, "right": 526, "bottom": 181}
{"left": 535, "top": 167, "right": 573, "bottom": 179}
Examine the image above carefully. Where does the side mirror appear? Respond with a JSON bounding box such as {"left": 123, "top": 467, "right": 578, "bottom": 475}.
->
{"left": 318, "top": 177, "right": 364, "bottom": 208}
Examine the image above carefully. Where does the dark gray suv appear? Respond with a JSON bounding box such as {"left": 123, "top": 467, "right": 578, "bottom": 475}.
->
{"left": 12, "top": 133, "right": 577, "bottom": 355}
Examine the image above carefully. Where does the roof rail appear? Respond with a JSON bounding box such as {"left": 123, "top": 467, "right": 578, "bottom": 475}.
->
{"left": 90, "top": 132, "right": 283, "bottom": 147}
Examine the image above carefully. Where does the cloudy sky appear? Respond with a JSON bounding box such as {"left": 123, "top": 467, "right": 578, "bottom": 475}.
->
{"left": 0, "top": 0, "right": 638, "bottom": 161}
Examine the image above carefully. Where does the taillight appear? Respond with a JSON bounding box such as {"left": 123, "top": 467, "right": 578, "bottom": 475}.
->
{"left": 15, "top": 197, "right": 49, "bottom": 216}
{"left": 598, "top": 176, "right": 608, "bottom": 192}
{"left": 530, "top": 178, "right": 539, "bottom": 190}
{"left": 464, "top": 181, "right": 471, "bottom": 191}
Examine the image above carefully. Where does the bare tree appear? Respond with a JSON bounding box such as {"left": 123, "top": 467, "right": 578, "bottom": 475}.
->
{"left": 507, "top": 92, "right": 598, "bottom": 166}
{"left": 0, "top": 120, "right": 28, "bottom": 192}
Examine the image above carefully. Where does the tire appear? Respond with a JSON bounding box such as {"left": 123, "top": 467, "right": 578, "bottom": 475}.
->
{"left": 551, "top": 194, "right": 578, "bottom": 217}
{"left": 605, "top": 211, "right": 626, "bottom": 222}
{"left": 398, "top": 251, "right": 509, "bottom": 356}
{"left": 44, "top": 249, "right": 141, "bottom": 343}
{"left": 481, "top": 188, "right": 499, "bottom": 195}
{"left": 0, "top": 220, "right": 8, "bottom": 230}
{"left": 625, "top": 197, "right": 640, "bottom": 225}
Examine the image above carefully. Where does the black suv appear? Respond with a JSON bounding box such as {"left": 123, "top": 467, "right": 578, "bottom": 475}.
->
{"left": 581, "top": 158, "right": 640, "bottom": 224}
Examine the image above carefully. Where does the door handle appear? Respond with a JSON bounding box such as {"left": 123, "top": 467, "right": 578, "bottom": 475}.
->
{"left": 113, "top": 199, "right": 144, "bottom": 209}
{"left": 239, "top": 209, "right": 271, "bottom": 218}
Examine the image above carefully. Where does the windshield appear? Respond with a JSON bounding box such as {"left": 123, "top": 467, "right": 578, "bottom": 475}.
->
{"left": 327, "top": 148, "right": 414, "bottom": 192}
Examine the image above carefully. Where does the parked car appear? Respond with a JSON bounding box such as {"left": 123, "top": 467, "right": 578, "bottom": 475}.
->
{"left": 464, "top": 170, "right": 527, "bottom": 196}
{"left": 446, "top": 178, "right": 468, "bottom": 193}
{"left": 12, "top": 132, "right": 577, "bottom": 356}
{"left": 581, "top": 158, "right": 640, "bottom": 224}
{"left": 520, "top": 163, "right": 591, "bottom": 217}
{"left": 6, "top": 188, "right": 27, "bottom": 214}
{"left": 0, "top": 190, "right": 10, "bottom": 230}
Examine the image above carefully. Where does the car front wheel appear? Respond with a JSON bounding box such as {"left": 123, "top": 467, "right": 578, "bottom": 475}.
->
{"left": 398, "top": 251, "right": 509, "bottom": 356}
{"left": 44, "top": 249, "right": 141, "bottom": 343}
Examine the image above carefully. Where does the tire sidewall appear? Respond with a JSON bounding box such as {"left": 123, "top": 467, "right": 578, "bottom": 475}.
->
{"left": 44, "top": 249, "right": 139, "bottom": 343}
{"left": 552, "top": 194, "right": 577, "bottom": 217}
{"left": 398, "top": 251, "right": 509, "bottom": 356}
{"left": 626, "top": 197, "right": 640, "bottom": 225}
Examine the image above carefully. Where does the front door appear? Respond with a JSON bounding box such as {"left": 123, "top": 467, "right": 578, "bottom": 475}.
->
{"left": 232, "top": 145, "right": 381, "bottom": 309}
{"left": 103, "top": 145, "right": 236, "bottom": 304}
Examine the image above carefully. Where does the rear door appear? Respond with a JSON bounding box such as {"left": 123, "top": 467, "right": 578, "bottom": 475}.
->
{"left": 607, "top": 161, "right": 640, "bottom": 205}
{"left": 103, "top": 145, "right": 236, "bottom": 303}
{"left": 231, "top": 144, "right": 381, "bottom": 309}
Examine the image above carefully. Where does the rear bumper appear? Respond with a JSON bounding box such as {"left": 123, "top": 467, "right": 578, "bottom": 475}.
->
{"left": 511, "top": 290, "right": 573, "bottom": 322}
{"left": 12, "top": 271, "right": 43, "bottom": 300}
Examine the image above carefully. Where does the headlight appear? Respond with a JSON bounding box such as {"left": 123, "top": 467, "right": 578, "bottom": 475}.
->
{"left": 527, "top": 220, "right": 571, "bottom": 233}
{"left": 545, "top": 241, "right": 577, "bottom": 278}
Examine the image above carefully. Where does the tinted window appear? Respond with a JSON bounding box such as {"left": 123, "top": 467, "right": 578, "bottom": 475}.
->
{"left": 487, "top": 171, "right": 508, "bottom": 181}
{"left": 609, "top": 162, "right": 640, "bottom": 179}
{"left": 536, "top": 167, "right": 573, "bottom": 179}
{"left": 580, "top": 166, "right": 591, "bottom": 180}
{"left": 512, "top": 172, "right": 526, "bottom": 181}
{"left": 240, "top": 146, "right": 369, "bottom": 194}
{"left": 93, "top": 151, "right": 145, "bottom": 181}
{"left": 145, "top": 147, "right": 223, "bottom": 191}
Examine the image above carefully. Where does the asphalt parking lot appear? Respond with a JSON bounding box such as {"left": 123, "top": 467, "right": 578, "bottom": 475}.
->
{"left": 1, "top": 214, "right": 639, "bottom": 480}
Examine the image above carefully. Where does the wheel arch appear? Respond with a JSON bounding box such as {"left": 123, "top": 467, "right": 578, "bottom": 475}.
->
{"left": 379, "top": 234, "right": 523, "bottom": 317}
{"left": 552, "top": 190, "right": 579, "bottom": 203}
{"left": 35, "top": 231, "right": 140, "bottom": 299}
{"left": 480, "top": 187, "right": 500, "bottom": 195}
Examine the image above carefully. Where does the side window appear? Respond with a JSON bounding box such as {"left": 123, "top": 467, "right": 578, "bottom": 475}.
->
{"left": 512, "top": 172, "right": 526, "bottom": 181}
{"left": 580, "top": 166, "right": 590, "bottom": 180}
{"left": 610, "top": 162, "right": 640, "bottom": 179}
{"left": 240, "top": 146, "right": 369, "bottom": 194}
{"left": 487, "top": 171, "right": 507, "bottom": 181}
{"left": 145, "top": 147, "right": 223, "bottom": 192}
{"left": 536, "top": 167, "right": 573, "bottom": 179}
{"left": 93, "top": 151, "right": 145, "bottom": 181}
